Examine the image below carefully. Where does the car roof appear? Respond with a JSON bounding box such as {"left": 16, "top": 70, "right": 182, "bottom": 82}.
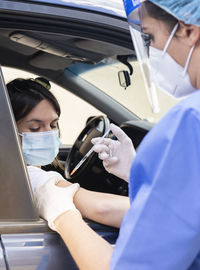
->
{"left": 0, "top": 0, "right": 135, "bottom": 122}
{"left": 0, "top": 0, "right": 133, "bottom": 75}
{"left": 26, "top": 0, "right": 126, "bottom": 18}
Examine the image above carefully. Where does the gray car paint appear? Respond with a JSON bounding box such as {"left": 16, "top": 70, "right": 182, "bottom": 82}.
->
{"left": 2, "top": 234, "right": 79, "bottom": 270}
{"left": 0, "top": 239, "right": 6, "bottom": 270}
{"left": 1, "top": 222, "right": 118, "bottom": 270}
{"left": 25, "top": 0, "right": 126, "bottom": 18}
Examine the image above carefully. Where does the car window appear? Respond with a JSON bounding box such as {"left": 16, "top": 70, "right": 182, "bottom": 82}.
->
{"left": 50, "top": 85, "right": 103, "bottom": 145}
{"left": 78, "top": 59, "right": 179, "bottom": 123}
{"left": 2, "top": 67, "right": 102, "bottom": 145}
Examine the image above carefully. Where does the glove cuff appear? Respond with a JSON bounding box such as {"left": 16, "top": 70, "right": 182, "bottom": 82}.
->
{"left": 49, "top": 208, "right": 80, "bottom": 231}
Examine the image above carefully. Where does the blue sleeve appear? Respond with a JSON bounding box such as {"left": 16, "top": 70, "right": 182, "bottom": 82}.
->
{"left": 110, "top": 104, "right": 200, "bottom": 270}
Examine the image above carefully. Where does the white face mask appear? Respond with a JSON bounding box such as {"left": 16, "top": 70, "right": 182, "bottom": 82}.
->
{"left": 149, "top": 23, "right": 197, "bottom": 99}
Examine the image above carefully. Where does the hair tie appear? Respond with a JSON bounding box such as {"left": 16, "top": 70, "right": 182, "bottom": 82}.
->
{"left": 34, "top": 78, "right": 51, "bottom": 90}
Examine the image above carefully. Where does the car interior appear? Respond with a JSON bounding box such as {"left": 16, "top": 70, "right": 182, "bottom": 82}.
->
{"left": 0, "top": 4, "right": 152, "bottom": 199}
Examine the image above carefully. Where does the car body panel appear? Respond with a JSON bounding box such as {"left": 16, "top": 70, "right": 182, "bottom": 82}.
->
{"left": 1, "top": 233, "right": 79, "bottom": 270}
{"left": 0, "top": 240, "right": 6, "bottom": 270}
{"left": 1, "top": 221, "right": 118, "bottom": 270}
{"left": 22, "top": 0, "right": 126, "bottom": 18}
{"left": 0, "top": 69, "right": 38, "bottom": 221}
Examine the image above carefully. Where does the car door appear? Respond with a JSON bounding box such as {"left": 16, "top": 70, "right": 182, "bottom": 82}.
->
{"left": 0, "top": 64, "right": 119, "bottom": 269}
{"left": 0, "top": 239, "right": 6, "bottom": 270}
{"left": 0, "top": 1, "right": 125, "bottom": 269}
{"left": 0, "top": 64, "right": 79, "bottom": 269}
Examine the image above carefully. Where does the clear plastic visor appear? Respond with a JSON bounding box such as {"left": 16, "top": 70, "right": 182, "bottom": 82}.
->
{"left": 123, "top": 0, "right": 159, "bottom": 113}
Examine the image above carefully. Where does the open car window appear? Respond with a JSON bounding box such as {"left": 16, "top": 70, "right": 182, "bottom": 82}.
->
{"left": 2, "top": 67, "right": 103, "bottom": 145}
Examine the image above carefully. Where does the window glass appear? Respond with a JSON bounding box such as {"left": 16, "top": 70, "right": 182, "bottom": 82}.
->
{"left": 50, "top": 86, "right": 102, "bottom": 145}
{"left": 2, "top": 67, "right": 102, "bottom": 144}
{"left": 79, "top": 59, "right": 179, "bottom": 123}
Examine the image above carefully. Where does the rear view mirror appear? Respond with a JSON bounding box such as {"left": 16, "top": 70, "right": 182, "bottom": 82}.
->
{"left": 118, "top": 70, "right": 131, "bottom": 89}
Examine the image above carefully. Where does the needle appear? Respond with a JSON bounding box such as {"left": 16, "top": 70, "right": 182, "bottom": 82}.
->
{"left": 70, "top": 129, "right": 110, "bottom": 176}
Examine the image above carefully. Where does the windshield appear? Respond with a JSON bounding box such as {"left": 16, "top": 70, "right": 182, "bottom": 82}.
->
{"left": 73, "top": 59, "right": 178, "bottom": 123}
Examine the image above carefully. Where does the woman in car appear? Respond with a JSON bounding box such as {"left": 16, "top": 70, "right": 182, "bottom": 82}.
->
{"left": 7, "top": 77, "right": 129, "bottom": 229}
{"left": 34, "top": 0, "right": 200, "bottom": 269}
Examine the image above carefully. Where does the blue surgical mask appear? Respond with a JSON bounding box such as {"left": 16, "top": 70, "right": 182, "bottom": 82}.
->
{"left": 19, "top": 130, "right": 61, "bottom": 166}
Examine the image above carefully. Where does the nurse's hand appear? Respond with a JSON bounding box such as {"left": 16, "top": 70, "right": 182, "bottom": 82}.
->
{"left": 34, "top": 178, "right": 80, "bottom": 230}
{"left": 92, "top": 123, "right": 135, "bottom": 182}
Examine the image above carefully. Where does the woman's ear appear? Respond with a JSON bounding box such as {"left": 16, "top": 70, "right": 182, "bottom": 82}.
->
{"left": 177, "top": 21, "right": 200, "bottom": 47}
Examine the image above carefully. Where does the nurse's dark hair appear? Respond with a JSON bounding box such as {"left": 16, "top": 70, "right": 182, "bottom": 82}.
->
{"left": 144, "top": 1, "right": 178, "bottom": 32}
{"left": 6, "top": 77, "right": 61, "bottom": 122}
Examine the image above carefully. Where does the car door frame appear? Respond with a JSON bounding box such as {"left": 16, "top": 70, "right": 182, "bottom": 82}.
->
{"left": 0, "top": 63, "right": 118, "bottom": 269}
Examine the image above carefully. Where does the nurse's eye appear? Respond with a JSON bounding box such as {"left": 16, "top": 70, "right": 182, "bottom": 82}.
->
{"left": 141, "top": 32, "right": 153, "bottom": 50}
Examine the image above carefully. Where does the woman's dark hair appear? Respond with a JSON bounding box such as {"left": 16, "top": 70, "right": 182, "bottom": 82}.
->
{"left": 7, "top": 77, "right": 61, "bottom": 122}
{"left": 144, "top": 1, "right": 178, "bottom": 32}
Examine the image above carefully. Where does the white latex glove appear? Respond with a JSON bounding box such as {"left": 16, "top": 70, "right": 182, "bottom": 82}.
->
{"left": 91, "top": 123, "right": 136, "bottom": 182}
{"left": 34, "top": 178, "right": 80, "bottom": 230}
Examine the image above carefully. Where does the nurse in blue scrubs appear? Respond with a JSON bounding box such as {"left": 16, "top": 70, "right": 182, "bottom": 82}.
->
{"left": 35, "top": 1, "right": 200, "bottom": 269}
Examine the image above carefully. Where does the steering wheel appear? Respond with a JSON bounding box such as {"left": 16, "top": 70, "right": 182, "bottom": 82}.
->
{"left": 65, "top": 115, "right": 110, "bottom": 181}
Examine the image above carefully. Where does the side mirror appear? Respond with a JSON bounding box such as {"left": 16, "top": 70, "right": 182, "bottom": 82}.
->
{"left": 118, "top": 70, "right": 131, "bottom": 89}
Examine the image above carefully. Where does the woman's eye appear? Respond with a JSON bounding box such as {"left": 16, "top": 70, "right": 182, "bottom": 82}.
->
{"left": 51, "top": 121, "right": 58, "bottom": 129}
{"left": 30, "top": 128, "right": 40, "bottom": 132}
{"left": 51, "top": 125, "right": 58, "bottom": 129}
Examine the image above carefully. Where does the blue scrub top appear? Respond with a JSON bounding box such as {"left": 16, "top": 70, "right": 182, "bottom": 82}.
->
{"left": 110, "top": 91, "right": 200, "bottom": 270}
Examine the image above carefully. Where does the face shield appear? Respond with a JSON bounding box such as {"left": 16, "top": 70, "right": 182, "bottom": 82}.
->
{"left": 123, "top": 0, "right": 160, "bottom": 113}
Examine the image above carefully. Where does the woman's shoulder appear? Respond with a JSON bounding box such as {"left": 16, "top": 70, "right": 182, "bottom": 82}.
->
{"left": 27, "top": 166, "right": 65, "bottom": 191}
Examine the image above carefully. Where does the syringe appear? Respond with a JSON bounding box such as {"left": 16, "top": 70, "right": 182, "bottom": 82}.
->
{"left": 70, "top": 129, "right": 110, "bottom": 176}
